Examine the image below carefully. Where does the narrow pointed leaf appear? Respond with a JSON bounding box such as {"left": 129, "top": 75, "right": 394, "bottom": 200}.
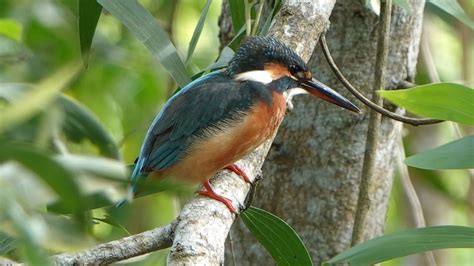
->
{"left": 92, "top": 215, "right": 131, "bottom": 235}
{"left": 0, "top": 84, "right": 120, "bottom": 159}
{"left": 427, "top": 0, "right": 474, "bottom": 30}
{"left": 202, "top": 46, "right": 234, "bottom": 72}
{"left": 48, "top": 191, "right": 113, "bottom": 214}
{"left": 98, "top": 0, "right": 190, "bottom": 87}
{"left": 58, "top": 95, "right": 120, "bottom": 159}
{"left": 241, "top": 206, "right": 312, "bottom": 266}
{"left": 0, "top": 19, "right": 23, "bottom": 42}
{"left": 228, "top": 0, "right": 246, "bottom": 34}
{"left": 48, "top": 179, "right": 190, "bottom": 213}
{"left": 0, "top": 143, "right": 84, "bottom": 213}
{"left": 185, "top": 0, "right": 212, "bottom": 65}
{"left": 405, "top": 135, "right": 474, "bottom": 170}
{"left": 378, "top": 83, "right": 474, "bottom": 125}
{"left": 227, "top": 24, "right": 246, "bottom": 51}
{"left": 0, "top": 232, "right": 16, "bottom": 255}
{"left": 0, "top": 63, "right": 81, "bottom": 133}
{"left": 190, "top": 47, "right": 234, "bottom": 80}
{"left": 4, "top": 202, "right": 50, "bottom": 265}
{"left": 55, "top": 154, "right": 127, "bottom": 180}
{"left": 258, "top": 0, "right": 282, "bottom": 36}
{"left": 326, "top": 226, "right": 474, "bottom": 266}
{"left": 79, "top": 0, "right": 102, "bottom": 67}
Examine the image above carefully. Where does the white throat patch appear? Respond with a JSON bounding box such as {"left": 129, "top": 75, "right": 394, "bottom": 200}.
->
{"left": 284, "top": 87, "right": 308, "bottom": 110}
{"left": 235, "top": 70, "right": 273, "bottom": 84}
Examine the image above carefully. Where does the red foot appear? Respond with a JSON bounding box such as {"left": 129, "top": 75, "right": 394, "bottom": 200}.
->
{"left": 225, "top": 164, "right": 251, "bottom": 183}
{"left": 199, "top": 179, "right": 236, "bottom": 213}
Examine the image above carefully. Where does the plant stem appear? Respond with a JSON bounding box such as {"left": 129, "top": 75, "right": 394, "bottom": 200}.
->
{"left": 244, "top": 0, "right": 252, "bottom": 36}
{"left": 351, "top": 0, "right": 392, "bottom": 246}
{"left": 252, "top": 1, "right": 264, "bottom": 35}
{"left": 397, "top": 140, "right": 437, "bottom": 266}
{"left": 320, "top": 35, "right": 442, "bottom": 126}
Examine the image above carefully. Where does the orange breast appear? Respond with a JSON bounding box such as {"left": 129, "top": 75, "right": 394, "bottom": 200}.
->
{"left": 154, "top": 91, "right": 287, "bottom": 183}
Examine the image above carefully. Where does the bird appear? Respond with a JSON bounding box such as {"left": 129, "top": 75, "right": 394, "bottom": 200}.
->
{"left": 125, "top": 36, "right": 360, "bottom": 213}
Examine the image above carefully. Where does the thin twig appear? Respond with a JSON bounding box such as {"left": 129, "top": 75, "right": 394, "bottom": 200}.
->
{"left": 397, "top": 140, "right": 437, "bottom": 266}
{"left": 252, "top": 1, "right": 265, "bottom": 35}
{"left": 320, "top": 35, "right": 443, "bottom": 126}
{"left": 52, "top": 223, "right": 175, "bottom": 265}
{"left": 351, "top": 0, "right": 392, "bottom": 246}
{"left": 244, "top": 0, "right": 252, "bottom": 36}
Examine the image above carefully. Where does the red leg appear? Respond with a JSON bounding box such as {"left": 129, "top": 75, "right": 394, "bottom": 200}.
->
{"left": 198, "top": 179, "right": 236, "bottom": 213}
{"left": 225, "top": 164, "right": 251, "bottom": 183}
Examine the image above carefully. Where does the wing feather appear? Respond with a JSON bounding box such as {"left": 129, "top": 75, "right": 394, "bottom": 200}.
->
{"left": 132, "top": 71, "right": 267, "bottom": 182}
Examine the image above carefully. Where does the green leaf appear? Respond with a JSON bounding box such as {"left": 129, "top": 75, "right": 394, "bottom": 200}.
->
{"left": 0, "top": 231, "right": 16, "bottom": 255}
{"left": 202, "top": 46, "right": 234, "bottom": 72}
{"left": 3, "top": 201, "right": 50, "bottom": 265}
{"left": 185, "top": 0, "right": 212, "bottom": 65}
{"left": 48, "top": 179, "right": 190, "bottom": 214}
{"left": 229, "top": 0, "right": 246, "bottom": 35}
{"left": 427, "top": 0, "right": 474, "bottom": 30}
{"left": 48, "top": 191, "right": 113, "bottom": 214}
{"left": 258, "top": 0, "right": 281, "bottom": 36}
{"left": 0, "top": 143, "right": 84, "bottom": 214}
{"left": 190, "top": 47, "right": 234, "bottom": 80}
{"left": 0, "top": 84, "right": 119, "bottom": 159}
{"left": 55, "top": 154, "right": 127, "bottom": 181}
{"left": 98, "top": 0, "right": 191, "bottom": 88}
{"left": 0, "top": 63, "right": 81, "bottom": 133}
{"left": 405, "top": 135, "right": 474, "bottom": 170}
{"left": 79, "top": 0, "right": 102, "bottom": 67}
{"left": 0, "top": 36, "right": 29, "bottom": 64}
{"left": 92, "top": 215, "right": 131, "bottom": 235}
{"left": 326, "top": 226, "right": 474, "bottom": 266}
{"left": 227, "top": 24, "right": 246, "bottom": 51}
{"left": 378, "top": 83, "right": 474, "bottom": 125}
{"left": 241, "top": 207, "right": 312, "bottom": 266}
{"left": 58, "top": 95, "right": 120, "bottom": 159}
{"left": 0, "top": 19, "right": 23, "bottom": 42}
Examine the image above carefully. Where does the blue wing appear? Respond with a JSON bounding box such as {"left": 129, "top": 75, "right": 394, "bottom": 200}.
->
{"left": 127, "top": 71, "right": 269, "bottom": 196}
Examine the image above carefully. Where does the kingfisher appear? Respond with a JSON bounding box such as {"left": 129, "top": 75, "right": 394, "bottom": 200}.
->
{"left": 126, "top": 36, "right": 360, "bottom": 213}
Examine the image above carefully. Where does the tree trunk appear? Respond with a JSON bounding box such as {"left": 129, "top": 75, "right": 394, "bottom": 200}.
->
{"left": 227, "top": 0, "right": 424, "bottom": 264}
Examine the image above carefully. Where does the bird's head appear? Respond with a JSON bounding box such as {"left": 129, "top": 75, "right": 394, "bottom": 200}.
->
{"left": 227, "top": 36, "right": 360, "bottom": 113}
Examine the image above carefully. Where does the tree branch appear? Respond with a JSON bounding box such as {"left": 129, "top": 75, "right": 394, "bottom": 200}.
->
{"left": 319, "top": 35, "right": 443, "bottom": 126}
{"left": 351, "top": 0, "right": 393, "bottom": 246}
{"left": 52, "top": 223, "right": 175, "bottom": 265}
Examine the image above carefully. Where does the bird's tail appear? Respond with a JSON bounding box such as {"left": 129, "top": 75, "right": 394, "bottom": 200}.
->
{"left": 116, "top": 157, "right": 145, "bottom": 207}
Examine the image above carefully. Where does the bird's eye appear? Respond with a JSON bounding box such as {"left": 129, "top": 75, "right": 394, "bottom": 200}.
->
{"left": 288, "top": 64, "right": 299, "bottom": 74}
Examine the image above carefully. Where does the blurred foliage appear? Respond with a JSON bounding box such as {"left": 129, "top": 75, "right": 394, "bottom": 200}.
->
{"left": 0, "top": 0, "right": 222, "bottom": 264}
{"left": 0, "top": 0, "right": 473, "bottom": 265}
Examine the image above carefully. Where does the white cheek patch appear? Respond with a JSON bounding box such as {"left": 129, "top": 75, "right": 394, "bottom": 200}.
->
{"left": 235, "top": 70, "right": 273, "bottom": 84}
{"left": 284, "top": 87, "right": 308, "bottom": 111}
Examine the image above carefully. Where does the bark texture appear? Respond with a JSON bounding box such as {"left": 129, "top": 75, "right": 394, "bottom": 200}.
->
{"left": 228, "top": 0, "right": 424, "bottom": 264}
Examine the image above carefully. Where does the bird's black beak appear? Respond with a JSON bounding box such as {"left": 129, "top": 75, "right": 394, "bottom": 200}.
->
{"left": 301, "top": 78, "right": 361, "bottom": 113}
